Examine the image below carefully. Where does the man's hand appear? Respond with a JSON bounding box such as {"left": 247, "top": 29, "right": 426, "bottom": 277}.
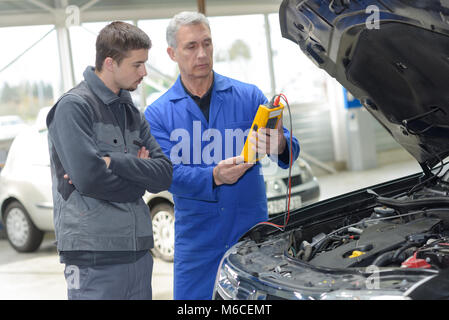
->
{"left": 249, "top": 117, "right": 286, "bottom": 159}
{"left": 103, "top": 146, "right": 150, "bottom": 168}
{"left": 102, "top": 156, "right": 111, "bottom": 168}
{"left": 213, "top": 156, "right": 254, "bottom": 186}
{"left": 63, "top": 174, "right": 73, "bottom": 185}
{"left": 137, "top": 146, "right": 150, "bottom": 159}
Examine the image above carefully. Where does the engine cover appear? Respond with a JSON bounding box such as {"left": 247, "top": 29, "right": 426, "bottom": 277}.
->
{"left": 309, "top": 217, "right": 442, "bottom": 268}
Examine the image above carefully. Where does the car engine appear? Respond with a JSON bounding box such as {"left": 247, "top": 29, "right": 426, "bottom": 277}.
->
{"left": 289, "top": 183, "right": 449, "bottom": 271}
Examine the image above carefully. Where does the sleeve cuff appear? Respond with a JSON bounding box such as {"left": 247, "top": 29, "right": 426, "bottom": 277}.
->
{"left": 277, "top": 141, "right": 290, "bottom": 164}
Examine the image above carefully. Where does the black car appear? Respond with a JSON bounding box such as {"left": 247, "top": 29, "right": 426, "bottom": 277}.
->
{"left": 213, "top": 0, "right": 449, "bottom": 300}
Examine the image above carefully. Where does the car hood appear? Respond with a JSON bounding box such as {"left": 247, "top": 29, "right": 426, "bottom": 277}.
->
{"left": 280, "top": 0, "right": 449, "bottom": 168}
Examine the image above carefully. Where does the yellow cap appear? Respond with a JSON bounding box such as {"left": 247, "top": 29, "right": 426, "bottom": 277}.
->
{"left": 349, "top": 250, "right": 365, "bottom": 259}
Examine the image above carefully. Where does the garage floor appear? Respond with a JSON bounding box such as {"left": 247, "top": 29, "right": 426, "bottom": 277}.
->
{"left": 0, "top": 157, "right": 422, "bottom": 300}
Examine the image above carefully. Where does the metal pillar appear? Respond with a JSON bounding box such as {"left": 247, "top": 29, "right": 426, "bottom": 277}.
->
{"left": 344, "top": 89, "right": 377, "bottom": 171}
{"left": 264, "top": 13, "right": 276, "bottom": 98}
{"left": 327, "top": 77, "right": 348, "bottom": 167}
{"left": 56, "top": 26, "right": 76, "bottom": 94}
{"left": 26, "top": 0, "right": 76, "bottom": 95}
{"left": 197, "top": 0, "right": 206, "bottom": 14}
{"left": 56, "top": 0, "right": 76, "bottom": 95}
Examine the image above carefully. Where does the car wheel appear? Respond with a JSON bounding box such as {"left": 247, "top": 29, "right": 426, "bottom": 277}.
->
{"left": 150, "top": 203, "right": 175, "bottom": 262}
{"left": 4, "top": 201, "right": 44, "bottom": 252}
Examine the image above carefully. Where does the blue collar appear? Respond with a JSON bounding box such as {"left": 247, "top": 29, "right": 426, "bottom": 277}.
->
{"left": 169, "top": 71, "right": 232, "bottom": 102}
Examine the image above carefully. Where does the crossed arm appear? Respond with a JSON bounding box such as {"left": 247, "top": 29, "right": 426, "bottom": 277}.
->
{"left": 49, "top": 97, "right": 172, "bottom": 203}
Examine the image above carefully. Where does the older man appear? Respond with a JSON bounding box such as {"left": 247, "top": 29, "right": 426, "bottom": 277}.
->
{"left": 144, "top": 12, "right": 300, "bottom": 299}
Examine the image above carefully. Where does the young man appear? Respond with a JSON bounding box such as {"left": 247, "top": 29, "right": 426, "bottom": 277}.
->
{"left": 46, "top": 21, "right": 173, "bottom": 300}
{"left": 144, "top": 12, "right": 300, "bottom": 299}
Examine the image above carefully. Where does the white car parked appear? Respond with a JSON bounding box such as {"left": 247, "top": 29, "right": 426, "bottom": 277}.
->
{"left": 0, "top": 115, "right": 28, "bottom": 141}
{"left": 0, "top": 115, "right": 29, "bottom": 165}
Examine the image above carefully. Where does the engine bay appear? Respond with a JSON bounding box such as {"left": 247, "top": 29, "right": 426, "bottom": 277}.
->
{"left": 288, "top": 179, "right": 449, "bottom": 271}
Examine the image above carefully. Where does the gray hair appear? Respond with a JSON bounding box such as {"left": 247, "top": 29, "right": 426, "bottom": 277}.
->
{"left": 166, "top": 11, "right": 210, "bottom": 48}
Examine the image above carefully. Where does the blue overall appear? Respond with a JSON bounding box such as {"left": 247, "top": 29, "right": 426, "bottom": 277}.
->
{"left": 144, "top": 72, "right": 300, "bottom": 299}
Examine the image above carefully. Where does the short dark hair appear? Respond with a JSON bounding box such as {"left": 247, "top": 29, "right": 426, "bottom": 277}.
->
{"left": 95, "top": 21, "right": 151, "bottom": 71}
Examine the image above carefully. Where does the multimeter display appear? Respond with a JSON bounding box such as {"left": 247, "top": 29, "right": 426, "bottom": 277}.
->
{"left": 266, "top": 116, "right": 279, "bottom": 129}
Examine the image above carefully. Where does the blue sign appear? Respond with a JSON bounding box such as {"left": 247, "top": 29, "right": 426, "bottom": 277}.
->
{"left": 343, "top": 87, "right": 362, "bottom": 109}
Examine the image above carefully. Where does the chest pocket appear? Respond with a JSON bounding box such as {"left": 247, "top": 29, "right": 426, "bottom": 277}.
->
{"left": 126, "top": 136, "right": 144, "bottom": 156}
{"left": 93, "top": 122, "right": 125, "bottom": 154}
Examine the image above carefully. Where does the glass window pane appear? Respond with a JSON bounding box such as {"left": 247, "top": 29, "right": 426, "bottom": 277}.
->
{"left": 0, "top": 25, "right": 60, "bottom": 120}
{"left": 138, "top": 18, "right": 178, "bottom": 106}
{"left": 69, "top": 22, "right": 109, "bottom": 84}
{"left": 269, "top": 13, "right": 329, "bottom": 104}
{"left": 210, "top": 14, "right": 271, "bottom": 96}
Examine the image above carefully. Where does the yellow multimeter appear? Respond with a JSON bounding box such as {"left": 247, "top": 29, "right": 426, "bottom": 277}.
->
{"left": 241, "top": 96, "right": 284, "bottom": 163}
